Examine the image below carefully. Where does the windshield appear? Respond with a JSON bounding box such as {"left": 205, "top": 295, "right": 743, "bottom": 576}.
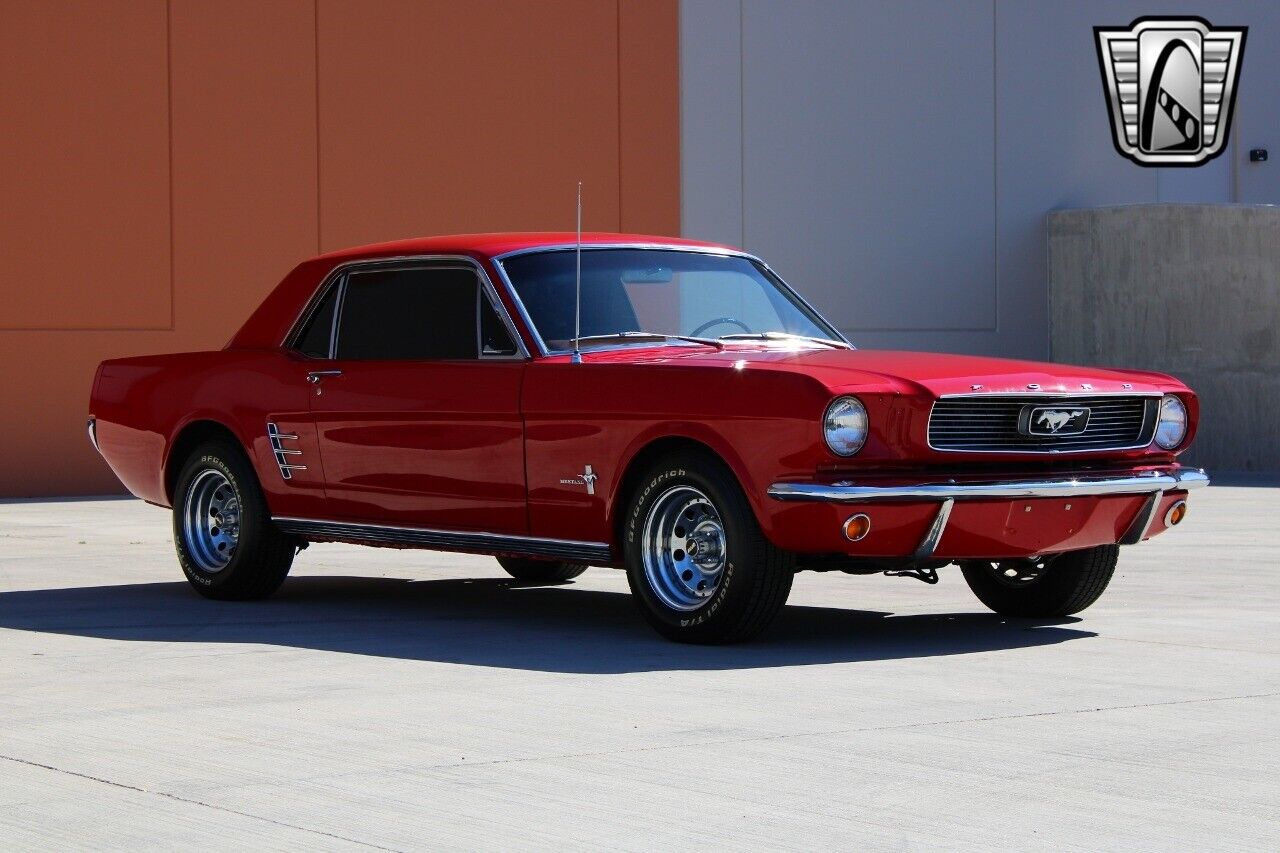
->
{"left": 498, "top": 249, "right": 844, "bottom": 352}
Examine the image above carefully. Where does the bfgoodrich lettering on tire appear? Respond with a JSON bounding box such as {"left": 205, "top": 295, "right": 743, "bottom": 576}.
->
{"left": 172, "top": 439, "right": 295, "bottom": 600}
{"left": 623, "top": 452, "right": 794, "bottom": 643}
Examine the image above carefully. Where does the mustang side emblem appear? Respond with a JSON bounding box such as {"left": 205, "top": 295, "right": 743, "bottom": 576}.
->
{"left": 559, "top": 464, "right": 598, "bottom": 495}
{"left": 1024, "top": 407, "right": 1091, "bottom": 436}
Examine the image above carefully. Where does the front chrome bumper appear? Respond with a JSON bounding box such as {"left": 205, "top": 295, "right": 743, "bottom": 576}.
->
{"left": 766, "top": 467, "right": 1209, "bottom": 560}
{"left": 766, "top": 468, "right": 1209, "bottom": 503}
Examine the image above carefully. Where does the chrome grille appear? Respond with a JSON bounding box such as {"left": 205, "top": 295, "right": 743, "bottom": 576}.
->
{"left": 928, "top": 395, "right": 1158, "bottom": 453}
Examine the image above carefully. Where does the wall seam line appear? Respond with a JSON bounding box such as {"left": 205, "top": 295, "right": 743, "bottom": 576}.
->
{"left": 673, "top": 0, "right": 681, "bottom": 234}
{"left": 617, "top": 0, "right": 623, "bottom": 231}
{"left": 314, "top": 0, "right": 322, "bottom": 254}
{"left": 166, "top": 0, "right": 175, "bottom": 331}
{"left": 738, "top": 0, "right": 745, "bottom": 249}
{"left": 992, "top": 0, "right": 999, "bottom": 338}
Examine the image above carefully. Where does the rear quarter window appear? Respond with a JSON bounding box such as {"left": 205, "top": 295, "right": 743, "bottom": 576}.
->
{"left": 293, "top": 283, "right": 340, "bottom": 358}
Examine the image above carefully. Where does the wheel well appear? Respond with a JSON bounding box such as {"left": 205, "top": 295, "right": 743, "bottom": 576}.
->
{"left": 611, "top": 436, "right": 742, "bottom": 552}
{"left": 165, "top": 420, "right": 243, "bottom": 503}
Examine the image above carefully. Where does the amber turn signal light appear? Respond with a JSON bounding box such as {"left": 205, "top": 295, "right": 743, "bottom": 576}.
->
{"left": 1164, "top": 500, "right": 1188, "bottom": 527}
{"left": 843, "top": 513, "right": 871, "bottom": 542}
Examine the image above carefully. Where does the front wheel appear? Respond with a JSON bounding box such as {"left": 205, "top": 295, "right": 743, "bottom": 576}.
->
{"left": 623, "top": 453, "right": 794, "bottom": 643}
{"left": 960, "top": 544, "right": 1119, "bottom": 617}
{"left": 173, "top": 440, "right": 295, "bottom": 600}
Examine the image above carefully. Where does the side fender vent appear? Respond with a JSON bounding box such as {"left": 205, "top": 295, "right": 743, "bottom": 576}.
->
{"left": 267, "top": 422, "right": 306, "bottom": 480}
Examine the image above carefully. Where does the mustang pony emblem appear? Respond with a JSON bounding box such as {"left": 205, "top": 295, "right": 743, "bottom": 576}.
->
{"left": 1028, "top": 408, "right": 1091, "bottom": 436}
{"left": 1038, "top": 410, "right": 1082, "bottom": 432}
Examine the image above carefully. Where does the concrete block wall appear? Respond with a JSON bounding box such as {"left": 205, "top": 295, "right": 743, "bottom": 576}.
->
{"left": 1048, "top": 205, "right": 1280, "bottom": 471}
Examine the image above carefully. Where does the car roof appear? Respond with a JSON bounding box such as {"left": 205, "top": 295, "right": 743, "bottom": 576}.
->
{"left": 228, "top": 233, "right": 745, "bottom": 351}
{"left": 313, "top": 232, "right": 738, "bottom": 263}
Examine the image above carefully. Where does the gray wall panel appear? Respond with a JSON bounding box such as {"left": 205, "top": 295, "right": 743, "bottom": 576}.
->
{"left": 993, "top": 0, "right": 1159, "bottom": 361}
{"left": 682, "top": 1, "right": 1278, "bottom": 360}
{"left": 1228, "top": 2, "right": 1280, "bottom": 202}
{"left": 740, "top": 0, "right": 995, "bottom": 334}
{"left": 680, "top": 0, "right": 744, "bottom": 247}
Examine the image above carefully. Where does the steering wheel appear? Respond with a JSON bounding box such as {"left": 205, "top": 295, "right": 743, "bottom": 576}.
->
{"left": 691, "top": 316, "right": 751, "bottom": 337}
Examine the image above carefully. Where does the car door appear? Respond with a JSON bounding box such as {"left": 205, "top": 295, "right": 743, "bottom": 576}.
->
{"left": 303, "top": 260, "right": 528, "bottom": 533}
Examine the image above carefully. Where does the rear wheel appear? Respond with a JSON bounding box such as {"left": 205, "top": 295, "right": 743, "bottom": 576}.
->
{"left": 173, "top": 440, "right": 295, "bottom": 600}
{"left": 960, "top": 544, "right": 1119, "bottom": 617}
{"left": 623, "top": 453, "right": 794, "bottom": 643}
{"left": 496, "top": 557, "right": 587, "bottom": 584}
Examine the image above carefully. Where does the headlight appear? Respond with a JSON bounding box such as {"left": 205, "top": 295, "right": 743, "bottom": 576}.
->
{"left": 824, "top": 396, "right": 868, "bottom": 456}
{"left": 1154, "top": 395, "right": 1188, "bottom": 450}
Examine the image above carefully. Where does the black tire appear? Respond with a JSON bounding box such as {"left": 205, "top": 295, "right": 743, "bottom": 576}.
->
{"left": 960, "top": 545, "right": 1119, "bottom": 617}
{"left": 623, "top": 452, "right": 795, "bottom": 644}
{"left": 172, "top": 440, "right": 295, "bottom": 600}
{"left": 497, "top": 557, "right": 588, "bottom": 584}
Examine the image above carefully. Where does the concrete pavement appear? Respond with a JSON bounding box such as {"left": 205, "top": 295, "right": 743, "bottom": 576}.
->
{"left": 1, "top": 484, "right": 1277, "bottom": 850}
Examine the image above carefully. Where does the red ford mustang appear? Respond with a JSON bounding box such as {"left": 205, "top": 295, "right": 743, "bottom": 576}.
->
{"left": 89, "top": 233, "right": 1207, "bottom": 642}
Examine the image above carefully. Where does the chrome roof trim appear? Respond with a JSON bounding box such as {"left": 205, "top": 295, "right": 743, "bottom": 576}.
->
{"left": 491, "top": 242, "right": 763, "bottom": 263}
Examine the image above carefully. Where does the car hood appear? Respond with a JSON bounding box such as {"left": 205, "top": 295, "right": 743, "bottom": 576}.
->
{"left": 770, "top": 348, "right": 1178, "bottom": 396}
{"left": 579, "top": 345, "right": 1180, "bottom": 397}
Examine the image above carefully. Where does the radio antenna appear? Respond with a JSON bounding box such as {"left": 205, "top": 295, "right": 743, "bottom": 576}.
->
{"left": 571, "top": 181, "right": 583, "bottom": 364}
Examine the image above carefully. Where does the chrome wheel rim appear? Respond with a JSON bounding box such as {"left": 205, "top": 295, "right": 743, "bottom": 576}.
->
{"left": 641, "top": 485, "right": 727, "bottom": 612}
{"left": 987, "top": 558, "right": 1046, "bottom": 588}
{"left": 182, "top": 470, "right": 240, "bottom": 573}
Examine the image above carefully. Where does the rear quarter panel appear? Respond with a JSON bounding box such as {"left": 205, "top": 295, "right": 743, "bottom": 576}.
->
{"left": 90, "top": 350, "right": 321, "bottom": 514}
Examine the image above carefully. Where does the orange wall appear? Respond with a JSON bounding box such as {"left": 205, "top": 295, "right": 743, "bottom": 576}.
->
{"left": 0, "top": 0, "right": 679, "bottom": 497}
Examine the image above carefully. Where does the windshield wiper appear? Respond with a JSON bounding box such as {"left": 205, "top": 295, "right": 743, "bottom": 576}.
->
{"left": 718, "top": 331, "right": 850, "bottom": 349}
{"left": 572, "top": 331, "right": 725, "bottom": 350}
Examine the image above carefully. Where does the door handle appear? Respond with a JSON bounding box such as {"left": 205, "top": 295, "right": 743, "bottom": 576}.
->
{"left": 306, "top": 370, "right": 343, "bottom": 384}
